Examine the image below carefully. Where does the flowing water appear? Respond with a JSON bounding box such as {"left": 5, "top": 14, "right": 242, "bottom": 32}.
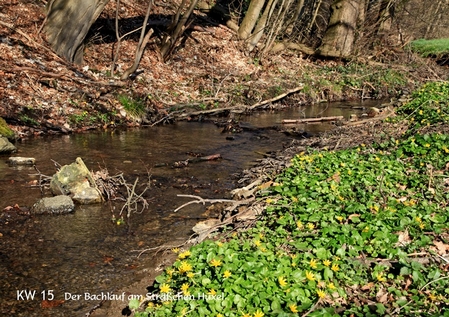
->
{"left": 0, "top": 102, "right": 377, "bottom": 316}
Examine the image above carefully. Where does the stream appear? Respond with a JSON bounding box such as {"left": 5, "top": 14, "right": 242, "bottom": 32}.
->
{"left": 0, "top": 102, "right": 378, "bottom": 316}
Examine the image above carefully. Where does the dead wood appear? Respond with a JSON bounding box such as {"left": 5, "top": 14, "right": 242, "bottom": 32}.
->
{"left": 282, "top": 115, "right": 344, "bottom": 124}
{"left": 171, "top": 153, "right": 222, "bottom": 168}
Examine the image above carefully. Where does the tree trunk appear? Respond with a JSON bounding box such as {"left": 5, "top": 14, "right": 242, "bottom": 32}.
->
{"left": 45, "top": 0, "right": 110, "bottom": 64}
{"left": 238, "top": 0, "right": 267, "bottom": 40}
{"left": 317, "top": 0, "right": 361, "bottom": 58}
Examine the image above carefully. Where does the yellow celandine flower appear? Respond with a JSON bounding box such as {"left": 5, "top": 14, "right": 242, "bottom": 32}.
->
{"left": 181, "top": 283, "right": 189, "bottom": 293}
{"left": 419, "top": 222, "right": 425, "bottom": 230}
{"left": 167, "top": 268, "right": 175, "bottom": 275}
{"left": 363, "top": 226, "right": 369, "bottom": 233}
{"left": 172, "top": 247, "right": 180, "bottom": 253}
{"left": 187, "top": 272, "right": 195, "bottom": 278}
{"left": 330, "top": 184, "right": 337, "bottom": 191}
{"left": 241, "top": 313, "right": 251, "bottom": 317}
{"left": 306, "top": 271, "right": 315, "bottom": 281}
{"left": 307, "top": 223, "right": 315, "bottom": 230}
{"left": 278, "top": 276, "right": 288, "bottom": 287}
{"left": 428, "top": 293, "right": 437, "bottom": 301}
{"left": 217, "top": 314, "right": 224, "bottom": 317}
{"left": 331, "top": 264, "right": 339, "bottom": 272}
{"left": 289, "top": 304, "right": 299, "bottom": 313}
{"left": 178, "top": 307, "right": 188, "bottom": 316}
{"left": 415, "top": 216, "right": 422, "bottom": 223}
{"left": 160, "top": 283, "right": 171, "bottom": 293}
{"left": 216, "top": 241, "right": 223, "bottom": 247}
{"left": 147, "top": 302, "right": 154, "bottom": 308}
{"left": 297, "top": 220, "right": 304, "bottom": 229}
{"left": 254, "top": 310, "right": 264, "bottom": 317}
{"left": 223, "top": 270, "right": 232, "bottom": 278}
{"left": 179, "top": 261, "right": 193, "bottom": 273}
{"left": 208, "top": 289, "right": 217, "bottom": 296}
{"left": 178, "top": 250, "right": 191, "bottom": 259}
{"left": 309, "top": 259, "right": 318, "bottom": 269}
{"left": 335, "top": 216, "right": 343, "bottom": 223}
{"left": 425, "top": 143, "right": 431, "bottom": 148}
{"left": 210, "top": 259, "right": 222, "bottom": 267}
{"left": 323, "top": 259, "right": 331, "bottom": 267}
{"left": 328, "top": 282, "right": 336, "bottom": 290}
{"left": 317, "top": 290, "right": 326, "bottom": 299}
{"left": 266, "top": 198, "right": 274, "bottom": 204}
{"left": 254, "top": 239, "right": 261, "bottom": 247}
{"left": 376, "top": 272, "right": 386, "bottom": 282}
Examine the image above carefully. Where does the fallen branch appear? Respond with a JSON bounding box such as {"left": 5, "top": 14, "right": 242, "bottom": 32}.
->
{"left": 174, "top": 194, "right": 237, "bottom": 212}
{"left": 247, "top": 84, "right": 304, "bottom": 110}
{"left": 172, "top": 153, "right": 222, "bottom": 168}
{"left": 282, "top": 116, "right": 344, "bottom": 124}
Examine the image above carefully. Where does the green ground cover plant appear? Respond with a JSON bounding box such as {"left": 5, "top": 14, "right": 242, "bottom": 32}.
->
{"left": 129, "top": 82, "right": 449, "bottom": 316}
{"left": 410, "top": 38, "right": 449, "bottom": 57}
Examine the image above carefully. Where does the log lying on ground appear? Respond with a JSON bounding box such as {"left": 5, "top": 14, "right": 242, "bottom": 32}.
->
{"left": 282, "top": 116, "right": 344, "bottom": 124}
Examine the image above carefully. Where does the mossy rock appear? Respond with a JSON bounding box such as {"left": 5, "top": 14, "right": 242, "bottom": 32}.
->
{"left": 0, "top": 117, "right": 15, "bottom": 140}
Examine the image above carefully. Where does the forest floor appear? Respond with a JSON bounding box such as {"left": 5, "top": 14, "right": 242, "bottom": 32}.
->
{"left": 1, "top": 0, "right": 448, "bottom": 139}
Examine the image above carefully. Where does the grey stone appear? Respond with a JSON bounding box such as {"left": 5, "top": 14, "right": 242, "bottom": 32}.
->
{"left": 0, "top": 136, "right": 16, "bottom": 154}
{"left": 8, "top": 157, "right": 36, "bottom": 165}
{"left": 32, "top": 195, "right": 75, "bottom": 215}
{"left": 50, "top": 157, "right": 103, "bottom": 204}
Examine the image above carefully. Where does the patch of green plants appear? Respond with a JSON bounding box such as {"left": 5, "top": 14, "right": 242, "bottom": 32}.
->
{"left": 118, "top": 94, "right": 146, "bottom": 119}
{"left": 410, "top": 38, "right": 449, "bottom": 57}
{"left": 396, "top": 81, "right": 449, "bottom": 132}
{"left": 69, "top": 111, "right": 89, "bottom": 125}
{"left": 128, "top": 97, "right": 449, "bottom": 315}
{"left": 19, "top": 114, "right": 39, "bottom": 126}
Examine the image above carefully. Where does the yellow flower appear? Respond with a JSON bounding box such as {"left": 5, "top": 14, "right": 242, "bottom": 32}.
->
{"left": 160, "top": 283, "right": 171, "bottom": 293}
{"left": 336, "top": 216, "right": 343, "bottom": 223}
{"left": 376, "top": 272, "right": 386, "bottom": 282}
{"left": 331, "top": 264, "right": 339, "bottom": 272}
{"left": 425, "top": 143, "right": 430, "bottom": 148}
{"left": 317, "top": 289, "right": 326, "bottom": 299}
{"left": 309, "top": 259, "right": 318, "bottom": 269}
{"left": 363, "top": 226, "right": 369, "bottom": 233}
{"left": 210, "top": 259, "right": 222, "bottom": 267}
{"left": 419, "top": 222, "right": 425, "bottom": 229}
{"left": 307, "top": 223, "right": 315, "bottom": 230}
{"left": 306, "top": 271, "right": 315, "bottom": 281}
{"left": 429, "top": 293, "right": 437, "bottom": 301}
{"left": 217, "top": 314, "right": 224, "bottom": 317}
{"left": 216, "top": 241, "right": 223, "bottom": 247}
{"left": 289, "top": 304, "right": 298, "bottom": 313}
{"left": 266, "top": 198, "right": 274, "bottom": 204}
{"left": 254, "top": 239, "right": 261, "bottom": 247}
{"left": 278, "top": 276, "right": 288, "bottom": 287}
{"left": 296, "top": 220, "right": 304, "bottom": 229}
{"left": 187, "top": 272, "right": 195, "bottom": 278}
{"left": 166, "top": 268, "right": 174, "bottom": 275}
{"left": 181, "top": 283, "right": 189, "bottom": 293}
{"left": 241, "top": 313, "right": 251, "bottom": 317}
{"left": 254, "top": 310, "right": 264, "bottom": 317}
{"left": 172, "top": 247, "right": 180, "bottom": 253}
{"left": 223, "top": 270, "right": 232, "bottom": 278}
{"left": 179, "top": 261, "right": 193, "bottom": 273}
{"left": 328, "top": 282, "right": 336, "bottom": 290}
{"left": 178, "top": 250, "right": 191, "bottom": 259}
{"left": 323, "top": 259, "right": 331, "bottom": 267}
{"left": 208, "top": 289, "right": 217, "bottom": 295}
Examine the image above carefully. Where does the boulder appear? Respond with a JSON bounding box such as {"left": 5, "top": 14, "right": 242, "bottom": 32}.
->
{"left": 0, "top": 117, "right": 15, "bottom": 141}
{"left": 50, "top": 157, "right": 103, "bottom": 204}
{"left": 0, "top": 136, "right": 16, "bottom": 154}
{"left": 32, "top": 195, "right": 75, "bottom": 215}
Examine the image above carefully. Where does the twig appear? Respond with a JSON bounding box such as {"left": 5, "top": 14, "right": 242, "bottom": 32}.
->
{"left": 174, "top": 194, "right": 237, "bottom": 212}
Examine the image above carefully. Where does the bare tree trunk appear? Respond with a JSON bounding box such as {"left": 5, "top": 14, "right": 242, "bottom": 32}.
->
{"left": 160, "top": 0, "right": 199, "bottom": 61}
{"left": 238, "top": 0, "right": 267, "bottom": 40}
{"left": 247, "top": 0, "right": 277, "bottom": 51}
{"left": 317, "top": 0, "right": 362, "bottom": 58}
{"left": 45, "top": 0, "right": 110, "bottom": 64}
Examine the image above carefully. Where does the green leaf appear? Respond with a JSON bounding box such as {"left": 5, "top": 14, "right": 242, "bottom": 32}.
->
{"left": 129, "top": 299, "right": 140, "bottom": 310}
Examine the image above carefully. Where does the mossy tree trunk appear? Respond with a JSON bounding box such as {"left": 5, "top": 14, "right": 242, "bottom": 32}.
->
{"left": 44, "top": 0, "right": 110, "bottom": 64}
